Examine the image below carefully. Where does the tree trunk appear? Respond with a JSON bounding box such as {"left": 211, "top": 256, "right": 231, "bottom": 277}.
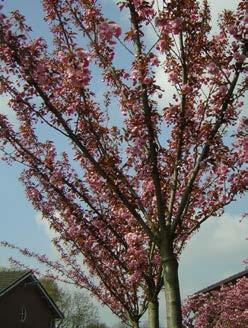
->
{"left": 131, "top": 321, "right": 139, "bottom": 328}
{"left": 129, "top": 317, "right": 139, "bottom": 328}
{"left": 148, "top": 298, "right": 159, "bottom": 328}
{"left": 160, "top": 241, "right": 182, "bottom": 328}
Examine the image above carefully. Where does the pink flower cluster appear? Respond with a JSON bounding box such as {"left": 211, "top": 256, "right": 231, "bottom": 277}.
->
{"left": 227, "top": 0, "right": 247, "bottom": 63}
{"left": 156, "top": 17, "right": 183, "bottom": 35}
{"left": 235, "top": 117, "right": 248, "bottom": 164}
{"left": 183, "top": 277, "right": 248, "bottom": 328}
{"left": 99, "top": 21, "right": 121, "bottom": 44}
{"left": 237, "top": 136, "right": 248, "bottom": 164}
{"left": 207, "top": 62, "right": 218, "bottom": 74}
{"left": 118, "top": 0, "right": 155, "bottom": 20}
{"left": 57, "top": 48, "right": 91, "bottom": 88}
{"left": 170, "top": 18, "right": 183, "bottom": 35}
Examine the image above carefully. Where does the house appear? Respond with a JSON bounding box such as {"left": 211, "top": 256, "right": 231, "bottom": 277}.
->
{"left": 196, "top": 268, "right": 248, "bottom": 294}
{"left": 0, "top": 270, "right": 63, "bottom": 328}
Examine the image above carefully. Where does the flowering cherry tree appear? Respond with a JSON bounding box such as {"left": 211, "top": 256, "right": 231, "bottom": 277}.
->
{"left": 0, "top": 0, "right": 247, "bottom": 327}
{"left": 182, "top": 276, "right": 248, "bottom": 327}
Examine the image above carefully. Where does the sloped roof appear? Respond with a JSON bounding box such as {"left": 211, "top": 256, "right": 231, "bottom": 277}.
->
{"left": 0, "top": 270, "right": 30, "bottom": 293}
{"left": 0, "top": 270, "right": 63, "bottom": 319}
{"left": 196, "top": 269, "right": 248, "bottom": 295}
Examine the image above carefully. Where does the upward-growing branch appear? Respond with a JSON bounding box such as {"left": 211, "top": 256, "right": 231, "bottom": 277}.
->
{"left": 128, "top": 2, "right": 167, "bottom": 230}
{"left": 172, "top": 69, "right": 241, "bottom": 233}
{"left": 168, "top": 31, "right": 188, "bottom": 228}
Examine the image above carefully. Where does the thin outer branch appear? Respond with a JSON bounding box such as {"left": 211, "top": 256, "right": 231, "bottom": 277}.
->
{"left": 171, "top": 70, "right": 240, "bottom": 233}
{"left": 64, "top": 2, "right": 157, "bottom": 228}
{"left": 2, "top": 126, "right": 127, "bottom": 271}
{"left": 27, "top": 80, "right": 154, "bottom": 241}
{"left": 0, "top": 8, "right": 155, "bottom": 241}
{"left": 78, "top": 89, "right": 150, "bottom": 222}
{"left": 177, "top": 194, "right": 238, "bottom": 255}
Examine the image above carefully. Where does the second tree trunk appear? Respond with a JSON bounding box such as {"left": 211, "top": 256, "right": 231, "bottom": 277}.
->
{"left": 148, "top": 299, "right": 159, "bottom": 328}
{"left": 160, "top": 240, "right": 182, "bottom": 328}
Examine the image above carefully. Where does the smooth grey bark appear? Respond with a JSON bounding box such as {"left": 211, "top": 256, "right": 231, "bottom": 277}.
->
{"left": 160, "top": 239, "right": 182, "bottom": 328}
{"left": 148, "top": 299, "right": 159, "bottom": 328}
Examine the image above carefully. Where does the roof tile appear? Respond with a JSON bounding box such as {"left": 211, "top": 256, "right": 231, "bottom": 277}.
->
{"left": 0, "top": 270, "right": 30, "bottom": 293}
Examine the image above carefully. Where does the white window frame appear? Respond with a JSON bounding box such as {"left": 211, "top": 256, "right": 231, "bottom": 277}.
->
{"left": 19, "top": 306, "right": 27, "bottom": 322}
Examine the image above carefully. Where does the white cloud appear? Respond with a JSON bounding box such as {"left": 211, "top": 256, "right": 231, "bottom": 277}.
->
{"left": 184, "top": 213, "right": 248, "bottom": 258}
{"left": 210, "top": 215, "right": 247, "bottom": 253}
{"left": 34, "top": 212, "right": 60, "bottom": 259}
{"left": 0, "top": 95, "right": 18, "bottom": 126}
{"left": 35, "top": 212, "right": 58, "bottom": 241}
{"left": 179, "top": 213, "right": 248, "bottom": 297}
{"left": 208, "top": 0, "right": 239, "bottom": 17}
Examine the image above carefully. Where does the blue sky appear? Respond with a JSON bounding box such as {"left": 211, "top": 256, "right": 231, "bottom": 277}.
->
{"left": 0, "top": 0, "right": 247, "bottom": 326}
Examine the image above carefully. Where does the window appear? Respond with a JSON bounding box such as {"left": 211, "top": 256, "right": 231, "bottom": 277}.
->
{"left": 19, "top": 306, "right": 27, "bottom": 322}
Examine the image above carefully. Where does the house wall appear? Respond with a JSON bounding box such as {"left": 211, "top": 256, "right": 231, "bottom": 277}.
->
{"left": 0, "top": 281, "right": 56, "bottom": 328}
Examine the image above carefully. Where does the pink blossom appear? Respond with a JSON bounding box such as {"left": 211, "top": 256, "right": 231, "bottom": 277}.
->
{"left": 216, "top": 164, "right": 229, "bottom": 176}
{"left": 228, "top": 24, "right": 238, "bottom": 37}
{"left": 157, "top": 38, "right": 169, "bottom": 51}
{"left": 168, "top": 71, "right": 179, "bottom": 85}
{"left": 181, "top": 84, "right": 191, "bottom": 94}
{"left": 237, "top": 117, "right": 248, "bottom": 133}
{"left": 66, "top": 67, "right": 75, "bottom": 78}
{"left": 218, "top": 85, "right": 228, "bottom": 96}
{"left": 170, "top": 18, "right": 182, "bottom": 34}
{"left": 99, "top": 21, "right": 121, "bottom": 42}
{"left": 149, "top": 55, "right": 159, "bottom": 66}
{"left": 183, "top": 277, "right": 248, "bottom": 327}
{"left": 125, "top": 232, "right": 138, "bottom": 245}
{"left": 208, "top": 62, "right": 218, "bottom": 74}
{"left": 127, "top": 272, "right": 141, "bottom": 285}
{"left": 238, "top": 136, "right": 248, "bottom": 163}
{"left": 143, "top": 76, "right": 153, "bottom": 85}
{"left": 233, "top": 52, "right": 246, "bottom": 63}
